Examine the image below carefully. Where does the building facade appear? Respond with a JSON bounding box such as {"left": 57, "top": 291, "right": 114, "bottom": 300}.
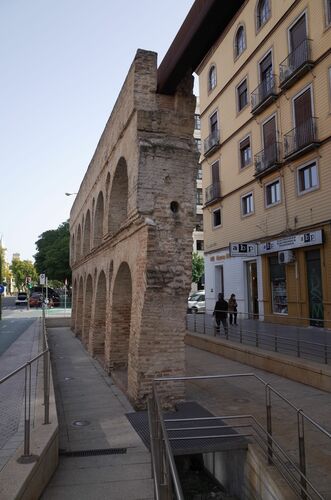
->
{"left": 192, "top": 100, "right": 204, "bottom": 291}
{"left": 197, "top": 0, "right": 331, "bottom": 326}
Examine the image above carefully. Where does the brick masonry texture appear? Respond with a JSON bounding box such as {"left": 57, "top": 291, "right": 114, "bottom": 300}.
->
{"left": 70, "top": 50, "right": 197, "bottom": 408}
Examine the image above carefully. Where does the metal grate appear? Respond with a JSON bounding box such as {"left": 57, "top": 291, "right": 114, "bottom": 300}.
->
{"left": 59, "top": 447, "right": 127, "bottom": 457}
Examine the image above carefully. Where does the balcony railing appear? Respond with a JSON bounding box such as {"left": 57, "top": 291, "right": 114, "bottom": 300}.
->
{"left": 205, "top": 182, "right": 221, "bottom": 205}
{"left": 204, "top": 130, "right": 220, "bottom": 156}
{"left": 284, "top": 117, "right": 319, "bottom": 159}
{"left": 254, "top": 142, "right": 282, "bottom": 177}
{"left": 279, "top": 39, "right": 313, "bottom": 89}
{"left": 251, "top": 74, "right": 277, "bottom": 114}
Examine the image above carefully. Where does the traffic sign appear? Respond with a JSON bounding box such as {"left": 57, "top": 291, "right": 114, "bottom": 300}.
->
{"left": 39, "top": 273, "right": 46, "bottom": 285}
{"left": 229, "top": 242, "right": 257, "bottom": 257}
{"left": 0, "top": 285, "right": 4, "bottom": 294}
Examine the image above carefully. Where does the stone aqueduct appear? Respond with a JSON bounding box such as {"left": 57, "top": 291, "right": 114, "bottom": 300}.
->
{"left": 70, "top": 50, "right": 197, "bottom": 408}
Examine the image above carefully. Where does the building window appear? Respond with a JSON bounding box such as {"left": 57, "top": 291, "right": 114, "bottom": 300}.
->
{"left": 213, "top": 208, "right": 221, "bottom": 228}
{"left": 256, "top": 0, "right": 270, "bottom": 30}
{"left": 237, "top": 79, "right": 248, "bottom": 111}
{"left": 195, "top": 138, "right": 201, "bottom": 153}
{"left": 208, "top": 65, "right": 217, "bottom": 91}
{"left": 297, "top": 162, "right": 318, "bottom": 194}
{"left": 241, "top": 192, "right": 254, "bottom": 216}
{"left": 196, "top": 188, "right": 203, "bottom": 205}
{"left": 325, "top": 0, "right": 331, "bottom": 25}
{"left": 209, "top": 111, "right": 218, "bottom": 135}
{"left": 270, "top": 256, "right": 288, "bottom": 315}
{"left": 239, "top": 136, "right": 251, "bottom": 168}
{"left": 197, "top": 167, "right": 202, "bottom": 180}
{"left": 265, "top": 179, "right": 281, "bottom": 207}
{"left": 235, "top": 25, "right": 246, "bottom": 57}
{"left": 194, "top": 114, "right": 201, "bottom": 130}
{"left": 196, "top": 240, "right": 204, "bottom": 251}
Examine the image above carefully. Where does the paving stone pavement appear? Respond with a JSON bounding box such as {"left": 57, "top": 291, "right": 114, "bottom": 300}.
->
{"left": 184, "top": 344, "right": 331, "bottom": 499}
{"left": 0, "top": 318, "right": 40, "bottom": 470}
{"left": 41, "top": 327, "right": 154, "bottom": 500}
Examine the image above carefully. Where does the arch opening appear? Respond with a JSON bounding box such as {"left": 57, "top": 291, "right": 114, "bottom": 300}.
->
{"left": 83, "top": 210, "right": 91, "bottom": 255}
{"left": 92, "top": 271, "right": 107, "bottom": 361}
{"left": 76, "top": 277, "right": 84, "bottom": 337}
{"left": 110, "top": 262, "right": 132, "bottom": 379}
{"left": 108, "top": 158, "right": 128, "bottom": 234}
{"left": 83, "top": 274, "right": 93, "bottom": 347}
{"left": 93, "top": 192, "right": 104, "bottom": 247}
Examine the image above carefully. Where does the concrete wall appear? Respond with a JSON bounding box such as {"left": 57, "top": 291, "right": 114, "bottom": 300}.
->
{"left": 203, "top": 445, "right": 296, "bottom": 499}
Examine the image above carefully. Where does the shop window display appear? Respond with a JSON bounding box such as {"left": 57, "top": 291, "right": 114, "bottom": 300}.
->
{"left": 269, "top": 256, "right": 288, "bottom": 314}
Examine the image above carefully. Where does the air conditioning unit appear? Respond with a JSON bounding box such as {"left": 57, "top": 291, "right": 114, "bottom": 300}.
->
{"left": 278, "top": 250, "right": 295, "bottom": 264}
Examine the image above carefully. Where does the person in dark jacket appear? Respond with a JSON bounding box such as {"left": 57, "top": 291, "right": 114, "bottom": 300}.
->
{"left": 213, "top": 293, "right": 228, "bottom": 335}
{"left": 228, "top": 293, "right": 238, "bottom": 325}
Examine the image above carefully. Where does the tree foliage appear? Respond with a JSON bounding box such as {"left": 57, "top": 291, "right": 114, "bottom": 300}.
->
{"left": 34, "top": 221, "right": 71, "bottom": 283}
{"left": 192, "top": 252, "right": 204, "bottom": 284}
{"left": 10, "top": 259, "right": 38, "bottom": 291}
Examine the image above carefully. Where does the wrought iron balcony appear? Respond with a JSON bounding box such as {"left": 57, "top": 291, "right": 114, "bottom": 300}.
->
{"left": 254, "top": 142, "right": 282, "bottom": 178}
{"left": 204, "top": 130, "right": 220, "bottom": 156}
{"left": 205, "top": 182, "right": 221, "bottom": 206}
{"left": 279, "top": 39, "right": 313, "bottom": 90}
{"left": 251, "top": 74, "right": 277, "bottom": 114}
{"left": 284, "top": 117, "right": 319, "bottom": 160}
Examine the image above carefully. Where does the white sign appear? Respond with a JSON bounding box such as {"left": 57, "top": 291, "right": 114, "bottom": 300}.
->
{"left": 39, "top": 273, "right": 46, "bottom": 285}
{"left": 259, "top": 230, "right": 323, "bottom": 254}
{"left": 229, "top": 242, "right": 257, "bottom": 257}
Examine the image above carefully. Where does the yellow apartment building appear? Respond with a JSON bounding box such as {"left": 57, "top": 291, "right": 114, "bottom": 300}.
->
{"left": 196, "top": 0, "right": 331, "bottom": 326}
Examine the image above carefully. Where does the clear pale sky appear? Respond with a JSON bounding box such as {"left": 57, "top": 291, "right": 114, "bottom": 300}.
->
{"left": 0, "top": 0, "right": 195, "bottom": 262}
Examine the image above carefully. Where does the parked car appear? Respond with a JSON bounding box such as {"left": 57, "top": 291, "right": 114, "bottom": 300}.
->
{"left": 15, "top": 292, "right": 28, "bottom": 306}
{"left": 29, "top": 292, "right": 43, "bottom": 308}
{"left": 187, "top": 291, "right": 205, "bottom": 313}
{"left": 29, "top": 286, "right": 60, "bottom": 307}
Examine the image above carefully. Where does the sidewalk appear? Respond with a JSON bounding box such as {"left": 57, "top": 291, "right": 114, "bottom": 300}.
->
{"left": 41, "top": 326, "right": 154, "bottom": 500}
{"left": 0, "top": 318, "right": 40, "bottom": 471}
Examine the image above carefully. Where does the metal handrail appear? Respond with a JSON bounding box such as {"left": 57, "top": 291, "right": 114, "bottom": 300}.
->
{"left": 148, "top": 387, "right": 184, "bottom": 499}
{"left": 284, "top": 116, "right": 318, "bottom": 157}
{"left": 153, "top": 373, "right": 330, "bottom": 499}
{"left": 0, "top": 308, "right": 50, "bottom": 459}
{"left": 254, "top": 141, "right": 282, "bottom": 174}
{"left": 187, "top": 309, "right": 330, "bottom": 363}
{"left": 205, "top": 181, "right": 221, "bottom": 204}
{"left": 203, "top": 129, "right": 220, "bottom": 155}
{"left": 279, "top": 38, "right": 312, "bottom": 84}
{"left": 165, "top": 415, "right": 322, "bottom": 499}
{"left": 251, "top": 73, "right": 277, "bottom": 110}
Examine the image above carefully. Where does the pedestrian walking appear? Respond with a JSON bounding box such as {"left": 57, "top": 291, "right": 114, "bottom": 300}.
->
{"left": 213, "top": 293, "right": 228, "bottom": 335}
{"left": 228, "top": 293, "right": 238, "bottom": 325}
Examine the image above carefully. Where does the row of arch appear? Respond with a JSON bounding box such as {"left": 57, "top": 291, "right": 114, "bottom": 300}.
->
{"left": 70, "top": 157, "right": 129, "bottom": 264}
{"left": 72, "top": 261, "right": 133, "bottom": 373}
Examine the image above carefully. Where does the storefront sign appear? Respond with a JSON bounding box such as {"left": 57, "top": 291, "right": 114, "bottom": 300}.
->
{"left": 259, "top": 230, "right": 323, "bottom": 255}
{"left": 229, "top": 242, "right": 257, "bottom": 257}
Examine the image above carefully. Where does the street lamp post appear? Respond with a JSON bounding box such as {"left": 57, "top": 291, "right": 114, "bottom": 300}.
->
{"left": 65, "top": 192, "right": 78, "bottom": 196}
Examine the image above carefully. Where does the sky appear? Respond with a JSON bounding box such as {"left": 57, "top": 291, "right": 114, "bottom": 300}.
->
{"left": 0, "top": 0, "right": 195, "bottom": 262}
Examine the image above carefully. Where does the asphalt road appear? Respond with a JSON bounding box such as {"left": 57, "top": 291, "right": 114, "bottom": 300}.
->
{"left": 0, "top": 296, "right": 41, "bottom": 356}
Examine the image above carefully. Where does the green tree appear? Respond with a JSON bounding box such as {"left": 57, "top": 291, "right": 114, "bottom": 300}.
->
{"left": 192, "top": 252, "right": 204, "bottom": 284}
{"left": 10, "top": 259, "right": 38, "bottom": 292}
{"left": 34, "top": 221, "right": 71, "bottom": 283}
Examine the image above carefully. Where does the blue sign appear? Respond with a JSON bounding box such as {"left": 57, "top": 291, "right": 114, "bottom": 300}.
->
{"left": 0, "top": 285, "right": 4, "bottom": 294}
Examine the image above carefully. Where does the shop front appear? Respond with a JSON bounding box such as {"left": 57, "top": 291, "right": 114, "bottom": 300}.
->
{"left": 259, "top": 229, "right": 327, "bottom": 326}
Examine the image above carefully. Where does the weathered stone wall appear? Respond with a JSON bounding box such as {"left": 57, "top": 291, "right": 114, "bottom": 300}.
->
{"left": 70, "top": 49, "right": 197, "bottom": 408}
